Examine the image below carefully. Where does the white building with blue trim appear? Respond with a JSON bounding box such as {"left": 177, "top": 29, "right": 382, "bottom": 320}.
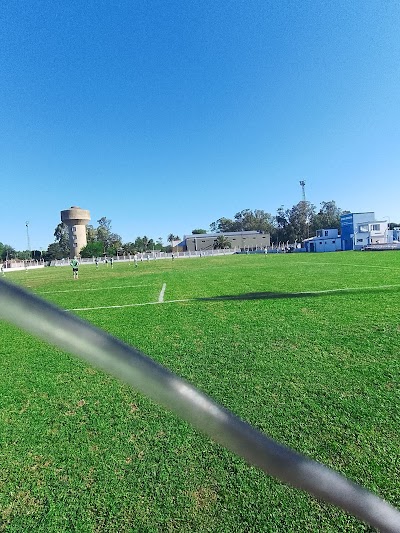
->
{"left": 340, "top": 212, "right": 391, "bottom": 250}
{"left": 303, "top": 229, "right": 341, "bottom": 252}
{"left": 303, "top": 212, "right": 395, "bottom": 252}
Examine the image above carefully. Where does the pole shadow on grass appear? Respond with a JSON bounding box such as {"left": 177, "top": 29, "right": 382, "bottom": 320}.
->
{"left": 195, "top": 285, "right": 400, "bottom": 303}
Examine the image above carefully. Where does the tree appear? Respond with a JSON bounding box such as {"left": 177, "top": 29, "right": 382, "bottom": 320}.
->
{"left": 86, "top": 224, "right": 98, "bottom": 244}
{"left": 0, "top": 244, "right": 16, "bottom": 261}
{"left": 106, "top": 238, "right": 123, "bottom": 256}
{"left": 274, "top": 202, "right": 316, "bottom": 244}
{"left": 234, "top": 209, "right": 275, "bottom": 233}
{"left": 54, "top": 223, "right": 70, "bottom": 257}
{"left": 122, "top": 242, "right": 136, "bottom": 254}
{"left": 274, "top": 206, "right": 292, "bottom": 243}
{"left": 210, "top": 210, "right": 274, "bottom": 234}
{"left": 133, "top": 237, "right": 145, "bottom": 251}
{"left": 132, "top": 236, "right": 152, "bottom": 252}
{"left": 16, "top": 250, "right": 32, "bottom": 260}
{"left": 96, "top": 217, "right": 122, "bottom": 254}
{"left": 311, "top": 201, "right": 344, "bottom": 233}
{"left": 142, "top": 236, "right": 149, "bottom": 251}
{"left": 167, "top": 234, "right": 180, "bottom": 243}
{"left": 209, "top": 217, "right": 238, "bottom": 233}
{"left": 287, "top": 201, "right": 316, "bottom": 242}
{"left": 214, "top": 235, "right": 231, "bottom": 249}
{"left": 96, "top": 217, "right": 111, "bottom": 252}
{"left": 192, "top": 229, "right": 207, "bottom": 234}
{"left": 80, "top": 242, "right": 104, "bottom": 258}
{"left": 155, "top": 237, "right": 163, "bottom": 250}
{"left": 44, "top": 243, "right": 65, "bottom": 261}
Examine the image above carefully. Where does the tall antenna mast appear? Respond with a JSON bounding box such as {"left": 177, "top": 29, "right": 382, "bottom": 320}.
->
{"left": 25, "top": 221, "right": 31, "bottom": 254}
{"left": 299, "top": 180, "right": 306, "bottom": 202}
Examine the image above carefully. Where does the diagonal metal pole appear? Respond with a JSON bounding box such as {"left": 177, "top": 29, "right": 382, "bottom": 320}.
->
{"left": 0, "top": 279, "right": 399, "bottom": 532}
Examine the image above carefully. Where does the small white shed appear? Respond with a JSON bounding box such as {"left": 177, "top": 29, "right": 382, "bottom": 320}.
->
{"left": 303, "top": 229, "right": 341, "bottom": 252}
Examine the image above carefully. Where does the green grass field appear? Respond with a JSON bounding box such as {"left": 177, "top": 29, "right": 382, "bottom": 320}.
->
{"left": 1, "top": 252, "right": 399, "bottom": 532}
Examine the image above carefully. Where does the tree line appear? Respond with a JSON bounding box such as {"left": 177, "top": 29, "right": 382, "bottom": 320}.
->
{"left": 46, "top": 220, "right": 181, "bottom": 259}
{"left": 45, "top": 218, "right": 172, "bottom": 260}
{"left": 209, "top": 200, "right": 348, "bottom": 244}
{"left": 2, "top": 200, "right": 398, "bottom": 261}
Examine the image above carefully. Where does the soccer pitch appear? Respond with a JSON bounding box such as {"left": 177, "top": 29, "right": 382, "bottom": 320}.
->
{"left": 1, "top": 252, "right": 399, "bottom": 531}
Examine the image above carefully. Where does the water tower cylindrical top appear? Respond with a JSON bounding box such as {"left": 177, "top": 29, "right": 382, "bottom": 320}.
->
{"left": 61, "top": 207, "right": 91, "bottom": 226}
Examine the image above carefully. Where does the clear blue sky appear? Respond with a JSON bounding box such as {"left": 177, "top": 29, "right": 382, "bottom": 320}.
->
{"left": 1, "top": 0, "right": 399, "bottom": 251}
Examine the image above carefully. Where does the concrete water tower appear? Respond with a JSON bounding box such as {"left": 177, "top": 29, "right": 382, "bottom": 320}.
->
{"left": 61, "top": 206, "right": 91, "bottom": 258}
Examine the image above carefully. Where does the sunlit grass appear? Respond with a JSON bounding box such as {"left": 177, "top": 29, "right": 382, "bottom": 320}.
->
{"left": 1, "top": 252, "right": 399, "bottom": 531}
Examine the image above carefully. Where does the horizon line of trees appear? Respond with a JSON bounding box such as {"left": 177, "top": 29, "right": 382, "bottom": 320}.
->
{"left": 209, "top": 200, "right": 348, "bottom": 244}
{"left": 2, "top": 200, "right": 399, "bottom": 261}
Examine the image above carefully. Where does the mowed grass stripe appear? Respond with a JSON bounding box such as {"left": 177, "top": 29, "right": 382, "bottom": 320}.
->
{"left": 68, "top": 300, "right": 163, "bottom": 311}
{"left": 38, "top": 279, "right": 162, "bottom": 309}
{"left": 37, "top": 284, "right": 153, "bottom": 294}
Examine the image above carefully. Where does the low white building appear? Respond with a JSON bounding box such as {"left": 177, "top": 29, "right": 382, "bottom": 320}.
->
{"left": 303, "top": 229, "right": 341, "bottom": 252}
{"left": 179, "top": 231, "right": 270, "bottom": 252}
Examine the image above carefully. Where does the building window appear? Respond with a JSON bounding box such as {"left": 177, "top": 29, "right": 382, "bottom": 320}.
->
{"left": 72, "top": 226, "right": 76, "bottom": 232}
{"left": 73, "top": 243, "right": 78, "bottom": 247}
{"left": 332, "top": 240, "right": 336, "bottom": 243}
{"left": 372, "top": 224, "right": 380, "bottom": 231}
{"left": 319, "top": 242, "right": 322, "bottom": 244}
{"left": 359, "top": 224, "right": 368, "bottom": 232}
{"left": 324, "top": 230, "right": 328, "bottom": 236}
{"left": 357, "top": 238, "right": 363, "bottom": 243}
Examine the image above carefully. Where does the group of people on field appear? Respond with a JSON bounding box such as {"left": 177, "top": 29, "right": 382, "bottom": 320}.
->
{"left": 69, "top": 250, "right": 179, "bottom": 279}
{"left": 70, "top": 254, "right": 142, "bottom": 278}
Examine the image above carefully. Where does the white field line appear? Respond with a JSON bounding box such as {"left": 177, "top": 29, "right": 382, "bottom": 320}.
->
{"left": 287, "top": 283, "right": 400, "bottom": 294}
{"left": 293, "top": 261, "right": 400, "bottom": 271}
{"left": 68, "top": 298, "right": 190, "bottom": 311}
{"left": 158, "top": 283, "right": 167, "bottom": 303}
{"left": 38, "top": 284, "right": 152, "bottom": 294}
{"left": 66, "top": 283, "right": 400, "bottom": 312}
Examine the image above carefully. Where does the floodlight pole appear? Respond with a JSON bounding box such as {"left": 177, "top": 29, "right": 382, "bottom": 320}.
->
{"left": 299, "top": 180, "right": 309, "bottom": 238}
{"left": 299, "top": 180, "right": 306, "bottom": 202}
{"left": 25, "top": 221, "right": 31, "bottom": 258}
